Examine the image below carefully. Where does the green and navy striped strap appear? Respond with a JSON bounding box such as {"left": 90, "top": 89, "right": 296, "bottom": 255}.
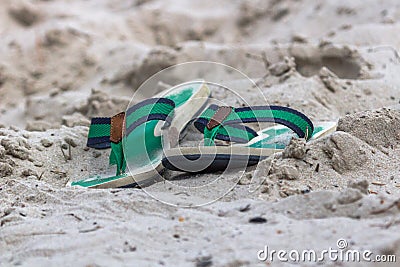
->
{"left": 87, "top": 117, "right": 112, "bottom": 149}
{"left": 111, "top": 97, "right": 175, "bottom": 175}
{"left": 193, "top": 104, "right": 314, "bottom": 144}
{"left": 86, "top": 98, "right": 176, "bottom": 149}
{"left": 124, "top": 98, "right": 175, "bottom": 137}
{"left": 86, "top": 98, "right": 175, "bottom": 175}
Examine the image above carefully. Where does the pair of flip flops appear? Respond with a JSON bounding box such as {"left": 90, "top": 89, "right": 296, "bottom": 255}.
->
{"left": 70, "top": 82, "right": 336, "bottom": 188}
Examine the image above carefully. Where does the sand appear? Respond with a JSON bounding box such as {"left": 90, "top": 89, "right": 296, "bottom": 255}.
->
{"left": 1, "top": 0, "right": 400, "bottom": 266}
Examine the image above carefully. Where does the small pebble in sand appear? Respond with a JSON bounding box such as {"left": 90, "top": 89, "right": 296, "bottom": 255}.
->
{"left": 301, "top": 188, "right": 311, "bottom": 194}
{"left": 319, "top": 67, "right": 341, "bottom": 92}
{"left": 8, "top": 1, "right": 41, "bottom": 27}
{"left": 337, "top": 188, "right": 363, "bottom": 205}
{"left": 270, "top": 162, "right": 300, "bottom": 180}
{"left": 195, "top": 255, "right": 212, "bottom": 267}
{"left": 348, "top": 180, "right": 369, "bottom": 194}
{"left": 269, "top": 57, "right": 295, "bottom": 76}
{"left": 0, "top": 162, "right": 13, "bottom": 177}
{"left": 279, "top": 187, "right": 300, "bottom": 197}
{"left": 3, "top": 208, "right": 14, "bottom": 216}
{"left": 173, "top": 233, "right": 180, "bottom": 239}
{"left": 248, "top": 217, "right": 267, "bottom": 224}
{"left": 21, "top": 169, "right": 38, "bottom": 178}
{"left": 239, "top": 204, "right": 251, "bottom": 212}
{"left": 122, "top": 241, "right": 137, "bottom": 252}
{"left": 43, "top": 29, "right": 69, "bottom": 47}
{"left": 93, "top": 151, "right": 101, "bottom": 158}
{"left": 238, "top": 173, "right": 252, "bottom": 185}
{"left": 261, "top": 183, "right": 272, "bottom": 194}
{"left": 282, "top": 137, "right": 306, "bottom": 159}
{"left": 292, "top": 34, "right": 308, "bottom": 43}
{"left": 269, "top": 62, "right": 290, "bottom": 76}
{"left": 34, "top": 161, "right": 44, "bottom": 167}
{"left": 272, "top": 7, "right": 290, "bottom": 21}
{"left": 0, "top": 146, "right": 5, "bottom": 158}
{"left": 41, "top": 138, "right": 53, "bottom": 147}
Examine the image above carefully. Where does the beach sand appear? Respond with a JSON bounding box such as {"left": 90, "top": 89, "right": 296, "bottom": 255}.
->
{"left": 1, "top": 0, "right": 400, "bottom": 266}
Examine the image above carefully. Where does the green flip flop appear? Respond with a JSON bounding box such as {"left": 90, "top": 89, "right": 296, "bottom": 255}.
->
{"left": 69, "top": 81, "right": 211, "bottom": 188}
{"left": 161, "top": 104, "right": 337, "bottom": 173}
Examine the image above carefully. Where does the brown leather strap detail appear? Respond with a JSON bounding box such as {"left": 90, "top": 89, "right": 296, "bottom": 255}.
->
{"left": 110, "top": 112, "right": 125, "bottom": 143}
{"left": 206, "top": 106, "right": 233, "bottom": 130}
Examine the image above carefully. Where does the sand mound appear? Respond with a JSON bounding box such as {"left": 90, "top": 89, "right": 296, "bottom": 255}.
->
{"left": 338, "top": 108, "right": 400, "bottom": 150}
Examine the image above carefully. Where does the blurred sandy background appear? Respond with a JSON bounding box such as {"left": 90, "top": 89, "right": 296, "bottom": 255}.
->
{"left": 1, "top": 0, "right": 400, "bottom": 266}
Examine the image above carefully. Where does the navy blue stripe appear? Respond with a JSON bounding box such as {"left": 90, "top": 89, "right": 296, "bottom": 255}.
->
{"left": 206, "top": 105, "right": 312, "bottom": 131}
{"left": 193, "top": 118, "right": 257, "bottom": 143}
{"left": 215, "top": 133, "right": 250, "bottom": 143}
{"left": 273, "top": 118, "right": 305, "bottom": 138}
{"left": 87, "top": 136, "right": 111, "bottom": 149}
{"left": 125, "top": 113, "right": 173, "bottom": 136}
{"left": 193, "top": 117, "right": 209, "bottom": 133}
{"left": 270, "top": 106, "right": 314, "bottom": 129}
{"left": 87, "top": 142, "right": 111, "bottom": 149}
{"left": 126, "top": 98, "right": 175, "bottom": 117}
{"left": 234, "top": 105, "right": 314, "bottom": 132}
{"left": 91, "top": 117, "right": 111, "bottom": 125}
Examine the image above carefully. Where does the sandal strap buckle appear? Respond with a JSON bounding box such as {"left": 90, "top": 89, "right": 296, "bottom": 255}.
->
{"left": 206, "top": 106, "right": 233, "bottom": 130}
{"left": 110, "top": 112, "right": 125, "bottom": 143}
